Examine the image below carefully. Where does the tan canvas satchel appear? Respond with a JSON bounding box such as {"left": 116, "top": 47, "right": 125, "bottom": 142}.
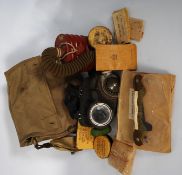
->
{"left": 5, "top": 56, "right": 77, "bottom": 151}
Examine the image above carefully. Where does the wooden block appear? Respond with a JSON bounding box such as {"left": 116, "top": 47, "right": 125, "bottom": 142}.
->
{"left": 76, "top": 122, "right": 94, "bottom": 150}
{"left": 112, "top": 8, "right": 131, "bottom": 43}
{"left": 130, "top": 17, "right": 144, "bottom": 41}
{"left": 96, "top": 44, "right": 137, "bottom": 71}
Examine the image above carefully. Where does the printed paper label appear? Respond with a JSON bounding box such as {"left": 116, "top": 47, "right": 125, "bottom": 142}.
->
{"left": 129, "top": 88, "right": 139, "bottom": 129}
{"left": 76, "top": 122, "right": 94, "bottom": 149}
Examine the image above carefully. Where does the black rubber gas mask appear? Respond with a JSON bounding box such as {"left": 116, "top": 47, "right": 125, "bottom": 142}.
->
{"left": 64, "top": 71, "right": 120, "bottom": 129}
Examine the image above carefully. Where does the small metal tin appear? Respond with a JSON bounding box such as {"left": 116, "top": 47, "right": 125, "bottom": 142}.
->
{"left": 88, "top": 26, "right": 113, "bottom": 48}
{"left": 94, "top": 136, "right": 111, "bottom": 159}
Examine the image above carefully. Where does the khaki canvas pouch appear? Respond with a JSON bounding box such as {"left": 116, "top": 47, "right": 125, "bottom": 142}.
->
{"left": 117, "top": 70, "right": 175, "bottom": 153}
{"left": 5, "top": 56, "right": 77, "bottom": 150}
{"left": 108, "top": 70, "right": 175, "bottom": 175}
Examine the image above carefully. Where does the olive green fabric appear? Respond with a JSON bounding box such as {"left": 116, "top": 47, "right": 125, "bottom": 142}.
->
{"left": 5, "top": 56, "right": 76, "bottom": 148}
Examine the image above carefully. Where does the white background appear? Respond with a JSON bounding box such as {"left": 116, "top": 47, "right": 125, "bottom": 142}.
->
{"left": 0, "top": 0, "right": 182, "bottom": 175}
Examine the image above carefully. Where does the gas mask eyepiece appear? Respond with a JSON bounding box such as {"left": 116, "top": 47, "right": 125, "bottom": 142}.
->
{"left": 89, "top": 103, "right": 113, "bottom": 128}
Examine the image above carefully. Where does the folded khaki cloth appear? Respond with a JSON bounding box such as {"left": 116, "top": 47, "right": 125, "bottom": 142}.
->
{"left": 5, "top": 56, "right": 76, "bottom": 150}
{"left": 109, "top": 140, "right": 136, "bottom": 175}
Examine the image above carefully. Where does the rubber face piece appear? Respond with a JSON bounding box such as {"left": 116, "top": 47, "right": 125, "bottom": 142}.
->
{"left": 41, "top": 48, "right": 95, "bottom": 77}
{"left": 55, "top": 34, "right": 90, "bottom": 62}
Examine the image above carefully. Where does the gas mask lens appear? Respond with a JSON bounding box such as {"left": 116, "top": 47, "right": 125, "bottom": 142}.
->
{"left": 89, "top": 103, "right": 113, "bottom": 128}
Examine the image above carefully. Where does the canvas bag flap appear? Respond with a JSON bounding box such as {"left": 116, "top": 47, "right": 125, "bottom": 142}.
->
{"left": 117, "top": 70, "right": 175, "bottom": 152}
{"left": 5, "top": 56, "right": 76, "bottom": 149}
